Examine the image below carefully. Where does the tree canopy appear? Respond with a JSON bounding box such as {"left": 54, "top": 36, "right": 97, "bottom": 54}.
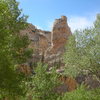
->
{"left": 63, "top": 14, "right": 100, "bottom": 78}
{"left": 0, "top": 0, "right": 32, "bottom": 98}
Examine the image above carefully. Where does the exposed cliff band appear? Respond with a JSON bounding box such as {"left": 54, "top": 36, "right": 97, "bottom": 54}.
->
{"left": 20, "top": 16, "right": 72, "bottom": 66}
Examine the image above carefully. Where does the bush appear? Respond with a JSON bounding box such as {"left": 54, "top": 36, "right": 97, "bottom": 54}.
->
{"left": 25, "top": 63, "right": 61, "bottom": 100}
{"left": 57, "top": 85, "right": 100, "bottom": 100}
{"left": 63, "top": 14, "right": 100, "bottom": 78}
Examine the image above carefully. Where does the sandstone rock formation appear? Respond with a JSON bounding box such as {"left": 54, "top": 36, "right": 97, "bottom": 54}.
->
{"left": 52, "top": 16, "right": 71, "bottom": 53}
{"left": 45, "top": 16, "right": 72, "bottom": 66}
{"left": 20, "top": 16, "right": 72, "bottom": 67}
{"left": 55, "top": 76, "right": 77, "bottom": 93}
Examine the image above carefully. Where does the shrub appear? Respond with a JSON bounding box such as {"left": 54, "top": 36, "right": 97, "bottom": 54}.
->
{"left": 57, "top": 85, "right": 100, "bottom": 100}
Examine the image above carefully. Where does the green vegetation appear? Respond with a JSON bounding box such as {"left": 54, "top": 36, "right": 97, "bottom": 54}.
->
{"left": 0, "top": 0, "right": 32, "bottom": 99}
{"left": 24, "top": 63, "right": 60, "bottom": 100}
{"left": 0, "top": 0, "right": 100, "bottom": 100}
{"left": 57, "top": 85, "right": 100, "bottom": 100}
{"left": 63, "top": 14, "right": 100, "bottom": 78}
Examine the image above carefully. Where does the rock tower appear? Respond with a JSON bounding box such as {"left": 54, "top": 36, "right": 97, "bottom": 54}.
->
{"left": 20, "top": 16, "right": 72, "bottom": 66}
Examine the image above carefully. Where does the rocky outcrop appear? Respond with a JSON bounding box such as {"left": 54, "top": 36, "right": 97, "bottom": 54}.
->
{"left": 20, "top": 24, "right": 52, "bottom": 63}
{"left": 20, "top": 24, "right": 51, "bottom": 53}
{"left": 51, "top": 16, "right": 71, "bottom": 53}
{"left": 20, "top": 16, "right": 72, "bottom": 66}
{"left": 45, "top": 16, "right": 71, "bottom": 66}
{"left": 76, "top": 74, "right": 100, "bottom": 90}
{"left": 55, "top": 76, "right": 77, "bottom": 93}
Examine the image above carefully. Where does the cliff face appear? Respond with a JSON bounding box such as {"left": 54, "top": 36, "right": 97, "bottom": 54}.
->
{"left": 45, "top": 16, "right": 72, "bottom": 65}
{"left": 52, "top": 16, "right": 71, "bottom": 53}
{"left": 20, "top": 16, "right": 71, "bottom": 66}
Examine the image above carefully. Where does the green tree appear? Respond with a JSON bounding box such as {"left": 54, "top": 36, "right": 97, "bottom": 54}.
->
{"left": 26, "top": 63, "right": 60, "bottom": 100}
{"left": 0, "top": 0, "right": 32, "bottom": 98}
{"left": 63, "top": 14, "right": 100, "bottom": 77}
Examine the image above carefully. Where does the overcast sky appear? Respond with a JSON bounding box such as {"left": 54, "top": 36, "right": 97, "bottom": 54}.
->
{"left": 17, "top": 0, "right": 100, "bottom": 32}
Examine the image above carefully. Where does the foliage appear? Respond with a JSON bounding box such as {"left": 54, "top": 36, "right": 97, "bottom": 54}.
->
{"left": 57, "top": 85, "right": 100, "bottom": 100}
{"left": 0, "top": 0, "right": 32, "bottom": 98}
{"left": 63, "top": 14, "right": 100, "bottom": 77}
{"left": 26, "top": 63, "right": 60, "bottom": 100}
{"left": 0, "top": 0, "right": 100, "bottom": 99}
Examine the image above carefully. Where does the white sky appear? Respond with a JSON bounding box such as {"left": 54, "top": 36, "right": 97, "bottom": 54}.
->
{"left": 68, "top": 15, "right": 96, "bottom": 32}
